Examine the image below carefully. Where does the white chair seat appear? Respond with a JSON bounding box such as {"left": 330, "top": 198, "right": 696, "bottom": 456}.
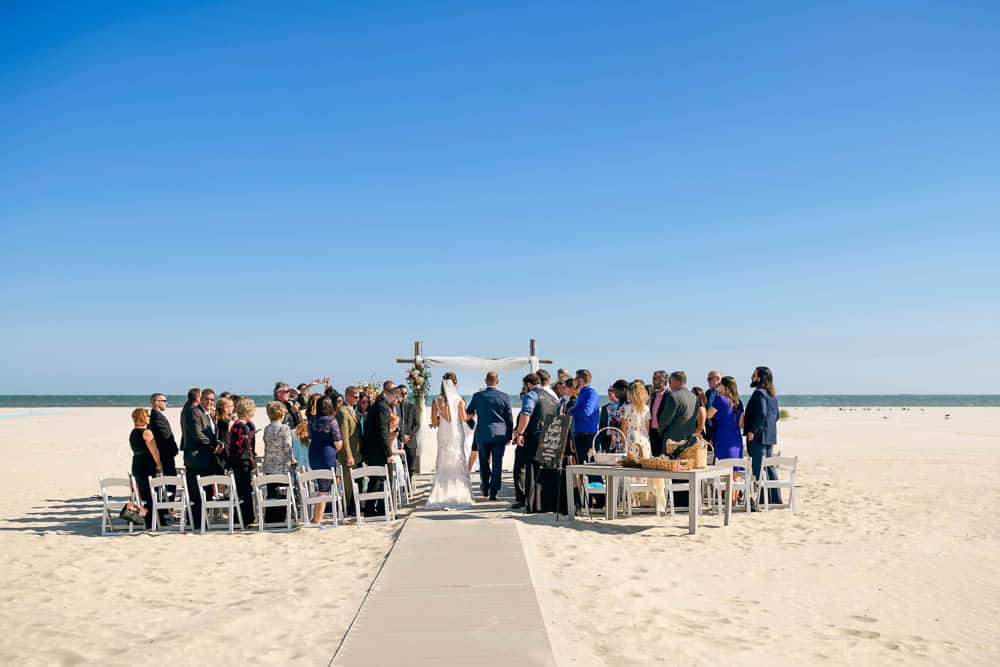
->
{"left": 254, "top": 472, "right": 299, "bottom": 531}
{"left": 148, "top": 474, "right": 194, "bottom": 532}
{"left": 195, "top": 473, "right": 244, "bottom": 533}
{"left": 352, "top": 465, "right": 395, "bottom": 525}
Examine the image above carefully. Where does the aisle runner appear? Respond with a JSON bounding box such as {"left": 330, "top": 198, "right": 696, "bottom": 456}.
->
{"left": 332, "top": 500, "right": 555, "bottom": 666}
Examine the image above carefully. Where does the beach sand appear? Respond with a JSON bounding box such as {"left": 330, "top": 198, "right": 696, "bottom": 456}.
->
{"left": 517, "top": 407, "right": 1000, "bottom": 665}
{"left": 1, "top": 406, "right": 998, "bottom": 665}
{"left": 0, "top": 407, "right": 400, "bottom": 666}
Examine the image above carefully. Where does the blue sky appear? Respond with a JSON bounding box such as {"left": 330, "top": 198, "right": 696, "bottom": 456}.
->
{"left": 1, "top": 1, "right": 998, "bottom": 395}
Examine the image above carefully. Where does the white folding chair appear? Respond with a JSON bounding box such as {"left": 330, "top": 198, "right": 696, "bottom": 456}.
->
{"left": 99, "top": 476, "right": 139, "bottom": 535}
{"left": 298, "top": 468, "right": 341, "bottom": 528}
{"left": 706, "top": 457, "right": 753, "bottom": 514}
{"left": 148, "top": 475, "right": 194, "bottom": 532}
{"left": 759, "top": 455, "right": 798, "bottom": 511}
{"left": 394, "top": 453, "right": 411, "bottom": 504}
{"left": 195, "top": 473, "right": 244, "bottom": 533}
{"left": 254, "top": 472, "right": 298, "bottom": 531}
{"left": 352, "top": 465, "right": 395, "bottom": 525}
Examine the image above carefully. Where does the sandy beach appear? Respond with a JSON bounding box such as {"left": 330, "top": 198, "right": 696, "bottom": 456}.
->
{"left": 518, "top": 407, "right": 1000, "bottom": 665}
{"left": 0, "top": 407, "right": 402, "bottom": 666}
{"left": 1, "top": 406, "right": 998, "bottom": 665}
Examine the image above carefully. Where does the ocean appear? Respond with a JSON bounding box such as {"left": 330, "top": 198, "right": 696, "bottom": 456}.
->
{"left": 0, "top": 394, "right": 998, "bottom": 408}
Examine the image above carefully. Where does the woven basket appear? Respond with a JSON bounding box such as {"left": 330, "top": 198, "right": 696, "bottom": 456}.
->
{"left": 665, "top": 437, "right": 708, "bottom": 469}
{"left": 639, "top": 457, "right": 691, "bottom": 471}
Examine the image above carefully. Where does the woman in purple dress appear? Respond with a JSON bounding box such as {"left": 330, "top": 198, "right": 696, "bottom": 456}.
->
{"left": 307, "top": 396, "right": 343, "bottom": 524}
{"left": 706, "top": 376, "right": 744, "bottom": 461}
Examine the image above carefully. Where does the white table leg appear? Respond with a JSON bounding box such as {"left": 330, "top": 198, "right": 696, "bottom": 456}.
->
{"left": 566, "top": 469, "right": 575, "bottom": 521}
{"left": 689, "top": 473, "right": 699, "bottom": 535}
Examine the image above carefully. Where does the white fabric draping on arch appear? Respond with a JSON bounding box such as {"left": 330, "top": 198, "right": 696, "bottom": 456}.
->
{"left": 422, "top": 355, "right": 539, "bottom": 372}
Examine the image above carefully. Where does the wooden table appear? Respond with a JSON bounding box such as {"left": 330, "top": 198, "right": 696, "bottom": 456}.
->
{"left": 564, "top": 463, "right": 734, "bottom": 535}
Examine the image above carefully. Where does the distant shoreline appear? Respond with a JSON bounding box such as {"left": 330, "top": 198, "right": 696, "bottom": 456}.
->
{"left": 1, "top": 395, "right": 999, "bottom": 408}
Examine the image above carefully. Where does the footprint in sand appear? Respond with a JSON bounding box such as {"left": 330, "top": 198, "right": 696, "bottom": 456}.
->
{"left": 841, "top": 627, "right": 881, "bottom": 639}
{"left": 850, "top": 614, "right": 878, "bottom": 623}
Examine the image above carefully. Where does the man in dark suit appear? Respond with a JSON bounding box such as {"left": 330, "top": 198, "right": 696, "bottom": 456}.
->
{"left": 465, "top": 371, "right": 514, "bottom": 500}
{"left": 656, "top": 371, "right": 698, "bottom": 444}
{"left": 648, "top": 371, "right": 668, "bottom": 456}
{"left": 182, "top": 387, "right": 218, "bottom": 529}
{"left": 148, "top": 393, "right": 179, "bottom": 521}
{"left": 361, "top": 387, "right": 399, "bottom": 517}
{"left": 744, "top": 366, "right": 781, "bottom": 508}
{"left": 398, "top": 386, "right": 420, "bottom": 481}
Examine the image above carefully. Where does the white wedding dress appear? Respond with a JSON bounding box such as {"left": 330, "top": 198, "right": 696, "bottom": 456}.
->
{"left": 426, "top": 380, "right": 474, "bottom": 509}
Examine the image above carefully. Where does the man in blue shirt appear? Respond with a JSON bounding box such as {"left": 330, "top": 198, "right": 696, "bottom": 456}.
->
{"left": 464, "top": 371, "right": 514, "bottom": 501}
{"left": 569, "top": 369, "right": 600, "bottom": 462}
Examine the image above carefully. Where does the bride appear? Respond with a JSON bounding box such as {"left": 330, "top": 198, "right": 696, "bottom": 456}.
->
{"left": 426, "top": 372, "right": 473, "bottom": 509}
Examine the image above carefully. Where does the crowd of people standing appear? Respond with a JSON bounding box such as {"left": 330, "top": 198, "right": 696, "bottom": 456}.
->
{"left": 128, "top": 379, "right": 420, "bottom": 529}
{"left": 510, "top": 365, "right": 782, "bottom": 513}
{"left": 126, "top": 365, "right": 781, "bottom": 527}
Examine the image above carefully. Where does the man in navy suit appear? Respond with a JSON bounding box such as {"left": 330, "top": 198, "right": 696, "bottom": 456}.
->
{"left": 465, "top": 371, "right": 514, "bottom": 500}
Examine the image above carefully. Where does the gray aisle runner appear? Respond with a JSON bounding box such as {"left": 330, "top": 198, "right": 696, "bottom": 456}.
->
{"left": 332, "top": 496, "right": 556, "bottom": 666}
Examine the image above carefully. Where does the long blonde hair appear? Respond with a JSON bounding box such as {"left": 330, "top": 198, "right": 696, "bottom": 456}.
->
{"left": 627, "top": 380, "right": 648, "bottom": 412}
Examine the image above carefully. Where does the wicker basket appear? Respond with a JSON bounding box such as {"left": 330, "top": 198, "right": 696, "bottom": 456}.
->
{"left": 665, "top": 437, "right": 708, "bottom": 469}
{"left": 639, "top": 457, "right": 691, "bottom": 471}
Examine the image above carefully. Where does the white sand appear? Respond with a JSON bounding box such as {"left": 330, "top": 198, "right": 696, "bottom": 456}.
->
{"left": 0, "top": 407, "right": 400, "bottom": 667}
{"left": 2, "top": 406, "right": 998, "bottom": 665}
{"left": 517, "top": 407, "right": 1000, "bottom": 665}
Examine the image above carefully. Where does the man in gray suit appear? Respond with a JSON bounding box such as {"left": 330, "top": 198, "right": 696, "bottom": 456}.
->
{"left": 656, "top": 371, "right": 699, "bottom": 444}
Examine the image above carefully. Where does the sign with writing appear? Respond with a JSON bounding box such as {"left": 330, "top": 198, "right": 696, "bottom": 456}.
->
{"left": 534, "top": 414, "right": 570, "bottom": 470}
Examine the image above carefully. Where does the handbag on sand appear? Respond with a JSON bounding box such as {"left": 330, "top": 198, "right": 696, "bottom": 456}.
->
{"left": 119, "top": 499, "right": 147, "bottom": 525}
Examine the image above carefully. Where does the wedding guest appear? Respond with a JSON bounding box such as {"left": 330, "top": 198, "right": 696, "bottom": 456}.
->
{"left": 557, "top": 368, "right": 570, "bottom": 384}
{"left": 306, "top": 396, "right": 343, "bottom": 523}
{"left": 510, "top": 373, "right": 540, "bottom": 509}
{"left": 705, "top": 369, "right": 722, "bottom": 442}
{"left": 182, "top": 387, "right": 217, "bottom": 529}
{"left": 296, "top": 383, "right": 311, "bottom": 411}
{"left": 263, "top": 401, "right": 295, "bottom": 474}
{"left": 569, "top": 369, "right": 600, "bottom": 463}
{"left": 648, "top": 370, "right": 668, "bottom": 455}
{"left": 707, "top": 377, "right": 743, "bottom": 461}
{"left": 558, "top": 377, "right": 577, "bottom": 412}
{"left": 597, "top": 386, "right": 614, "bottom": 452}
{"left": 337, "top": 386, "right": 363, "bottom": 508}
{"left": 262, "top": 400, "right": 296, "bottom": 523}
{"left": 605, "top": 380, "right": 629, "bottom": 453}
{"left": 398, "top": 385, "right": 419, "bottom": 481}
{"left": 622, "top": 381, "right": 665, "bottom": 513}
{"left": 691, "top": 387, "right": 708, "bottom": 439}
{"left": 361, "top": 387, "right": 398, "bottom": 517}
{"left": 536, "top": 369, "right": 559, "bottom": 400}
{"left": 745, "top": 366, "right": 781, "bottom": 507}
{"left": 275, "top": 382, "right": 307, "bottom": 475}
{"left": 227, "top": 398, "right": 257, "bottom": 526}
{"left": 215, "top": 396, "right": 235, "bottom": 470}
{"left": 148, "top": 393, "right": 178, "bottom": 519}
{"left": 130, "top": 408, "right": 161, "bottom": 529}
{"left": 655, "top": 371, "right": 698, "bottom": 444}
{"left": 200, "top": 389, "right": 223, "bottom": 473}
{"left": 179, "top": 387, "right": 201, "bottom": 453}
{"left": 652, "top": 372, "right": 697, "bottom": 508}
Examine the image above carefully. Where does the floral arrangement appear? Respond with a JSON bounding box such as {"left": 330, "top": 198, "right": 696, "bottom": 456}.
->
{"left": 407, "top": 364, "right": 432, "bottom": 407}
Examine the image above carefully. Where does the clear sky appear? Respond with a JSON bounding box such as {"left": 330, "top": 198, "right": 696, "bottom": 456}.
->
{"left": 1, "top": 1, "right": 998, "bottom": 395}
